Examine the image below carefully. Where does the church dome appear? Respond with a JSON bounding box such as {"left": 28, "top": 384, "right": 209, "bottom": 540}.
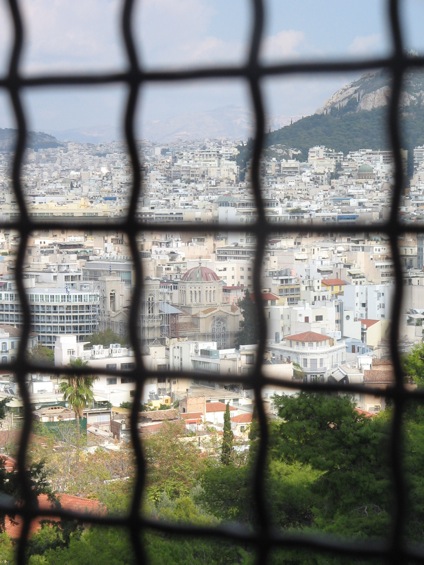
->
{"left": 181, "top": 265, "right": 220, "bottom": 282}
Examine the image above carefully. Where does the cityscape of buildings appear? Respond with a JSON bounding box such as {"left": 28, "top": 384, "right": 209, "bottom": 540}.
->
{"left": 0, "top": 136, "right": 423, "bottom": 440}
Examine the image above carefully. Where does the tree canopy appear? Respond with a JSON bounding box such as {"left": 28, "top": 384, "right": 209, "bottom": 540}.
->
{"left": 87, "top": 329, "right": 128, "bottom": 348}
{"left": 7, "top": 389, "right": 424, "bottom": 562}
{"left": 236, "top": 290, "right": 258, "bottom": 347}
{"left": 28, "top": 345, "right": 55, "bottom": 366}
{"left": 402, "top": 342, "right": 424, "bottom": 385}
{"left": 221, "top": 403, "right": 234, "bottom": 465}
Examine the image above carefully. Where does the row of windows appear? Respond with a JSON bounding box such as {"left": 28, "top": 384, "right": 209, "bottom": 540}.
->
{"left": 192, "top": 360, "right": 220, "bottom": 373}
{"left": 0, "top": 315, "right": 23, "bottom": 322}
{"left": 105, "top": 363, "right": 135, "bottom": 371}
{"left": 302, "top": 358, "right": 325, "bottom": 368}
{"left": 28, "top": 294, "right": 99, "bottom": 303}
{"left": 33, "top": 316, "right": 98, "bottom": 323}
{"left": 106, "top": 376, "right": 136, "bottom": 385}
{"left": 288, "top": 341, "right": 329, "bottom": 348}
{"left": 0, "top": 306, "right": 99, "bottom": 316}
{"left": 33, "top": 325, "right": 97, "bottom": 334}
{"left": 0, "top": 293, "right": 99, "bottom": 304}
{"left": 32, "top": 305, "right": 99, "bottom": 312}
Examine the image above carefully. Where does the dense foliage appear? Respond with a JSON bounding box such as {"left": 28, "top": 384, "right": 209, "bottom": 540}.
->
{"left": 236, "top": 290, "right": 258, "bottom": 347}
{"left": 5, "top": 391, "right": 424, "bottom": 562}
{"left": 237, "top": 105, "right": 424, "bottom": 175}
{"left": 28, "top": 345, "right": 55, "bottom": 366}
{"left": 402, "top": 342, "right": 424, "bottom": 385}
{"left": 221, "top": 403, "right": 234, "bottom": 465}
{"left": 87, "top": 329, "right": 128, "bottom": 348}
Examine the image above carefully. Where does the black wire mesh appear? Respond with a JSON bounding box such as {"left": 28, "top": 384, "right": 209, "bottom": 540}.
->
{"left": 1, "top": 0, "right": 424, "bottom": 563}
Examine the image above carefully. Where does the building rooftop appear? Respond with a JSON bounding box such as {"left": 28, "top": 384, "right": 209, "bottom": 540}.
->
{"left": 181, "top": 265, "right": 220, "bottom": 282}
{"left": 285, "top": 331, "right": 330, "bottom": 342}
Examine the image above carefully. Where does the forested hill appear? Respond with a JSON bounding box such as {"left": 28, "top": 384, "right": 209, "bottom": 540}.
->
{"left": 0, "top": 128, "right": 62, "bottom": 151}
{"left": 264, "top": 106, "right": 424, "bottom": 158}
{"left": 259, "top": 67, "right": 424, "bottom": 159}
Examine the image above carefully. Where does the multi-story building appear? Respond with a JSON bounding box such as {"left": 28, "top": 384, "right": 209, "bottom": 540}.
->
{"left": 268, "top": 331, "right": 346, "bottom": 383}
{"left": 0, "top": 325, "right": 38, "bottom": 364}
{"left": 0, "top": 277, "right": 100, "bottom": 348}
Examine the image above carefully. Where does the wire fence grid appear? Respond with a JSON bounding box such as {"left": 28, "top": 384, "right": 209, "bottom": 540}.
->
{"left": 0, "top": 0, "right": 423, "bottom": 563}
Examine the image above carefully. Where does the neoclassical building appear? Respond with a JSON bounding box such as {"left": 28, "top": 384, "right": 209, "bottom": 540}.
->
{"left": 176, "top": 265, "right": 240, "bottom": 349}
{"left": 178, "top": 265, "right": 223, "bottom": 314}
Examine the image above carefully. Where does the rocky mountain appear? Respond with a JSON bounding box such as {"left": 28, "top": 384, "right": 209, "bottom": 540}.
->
{"left": 317, "top": 69, "right": 424, "bottom": 116}
{"left": 263, "top": 68, "right": 424, "bottom": 157}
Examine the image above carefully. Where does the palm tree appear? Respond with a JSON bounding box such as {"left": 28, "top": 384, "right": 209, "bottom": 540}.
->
{"left": 59, "top": 358, "right": 96, "bottom": 434}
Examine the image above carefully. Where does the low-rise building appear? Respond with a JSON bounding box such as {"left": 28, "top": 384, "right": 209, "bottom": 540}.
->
{"left": 268, "top": 331, "right": 346, "bottom": 383}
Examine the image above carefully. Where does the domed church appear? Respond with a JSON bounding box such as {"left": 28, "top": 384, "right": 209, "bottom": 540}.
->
{"left": 178, "top": 265, "right": 223, "bottom": 314}
{"left": 176, "top": 264, "right": 240, "bottom": 349}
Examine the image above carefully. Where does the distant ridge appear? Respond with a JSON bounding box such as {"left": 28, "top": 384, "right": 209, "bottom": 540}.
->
{"left": 0, "top": 128, "right": 62, "bottom": 152}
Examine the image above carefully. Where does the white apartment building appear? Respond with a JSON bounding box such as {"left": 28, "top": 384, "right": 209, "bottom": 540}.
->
{"left": 268, "top": 301, "right": 338, "bottom": 344}
{"left": 0, "top": 325, "right": 38, "bottom": 364}
{"left": 0, "top": 276, "right": 100, "bottom": 348}
{"left": 268, "top": 331, "right": 346, "bottom": 383}
{"left": 55, "top": 335, "right": 171, "bottom": 406}
{"left": 342, "top": 283, "right": 393, "bottom": 321}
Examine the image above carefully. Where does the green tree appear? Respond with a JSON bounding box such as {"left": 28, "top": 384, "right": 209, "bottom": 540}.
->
{"left": 35, "top": 499, "right": 251, "bottom": 565}
{"left": 143, "top": 421, "right": 205, "bottom": 502}
{"left": 87, "top": 329, "right": 127, "bottom": 348}
{"left": 28, "top": 344, "right": 55, "bottom": 366}
{"left": 59, "top": 358, "right": 96, "bottom": 434}
{"left": 272, "top": 392, "right": 391, "bottom": 533}
{"left": 0, "top": 458, "right": 58, "bottom": 534}
{"left": 0, "top": 397, "right": 11, "bottom": 421}
{"left": 221, "top": 403, "right": 234, "bottom": 465}
{"left": 236, "top": 290, "right": 258, "bottom": 347}
{"left": 402, "top": 342, "right": 424, "bottom": 385}
{"left": 198, "top": 464, "right": 254, "bottom": 524}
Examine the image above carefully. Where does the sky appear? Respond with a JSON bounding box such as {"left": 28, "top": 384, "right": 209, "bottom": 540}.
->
{"left": 0, "top": 0, "right": 424, "bottom": 140}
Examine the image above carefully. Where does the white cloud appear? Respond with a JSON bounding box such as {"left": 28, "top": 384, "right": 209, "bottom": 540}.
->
{"left": 19, "top": 0, "right": 124, "bottom": 72}
{"left": 136, "top": 0, "right": 244, "bottom": 68}
{"left": 261, "top": 30, "right": 305, "bottom": 62}
{"left": 348, "top": 34, "right": 382, "bottom": 56}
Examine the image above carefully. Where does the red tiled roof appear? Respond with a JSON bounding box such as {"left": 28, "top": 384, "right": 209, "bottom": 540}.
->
{"left": 360, "top": 319, "right": 379, "bottom": 328}
{"left": 250, "top": 292, "right": 279, "bottom": 302}
{"left": 321, "top": 278, "right": 346, "bottom": 286}
{"left": 139, "top": 422, "right": 164, "bottom": 435}
{"left": 285, "top": 331, "right": 329, "bottom": 342}
{"left": 355, "top": 407, "right": 376, "bottom": 418}
{"left": 363, "top": 369, "right": 394, "bottom": 384}
{"left": 372, "top": 359, "right": 392, "bottom": 366}
{"left": 5, "top": 493, "right": 103, "bottom": 539}
{"left": 231, "top": 413, "right": 252, "bottom": 424}
{"left": 181, "top": 412, "right": 202, "bottom": 421}
{"left": 206, "top": 402, "right": 236, "bottom": 413}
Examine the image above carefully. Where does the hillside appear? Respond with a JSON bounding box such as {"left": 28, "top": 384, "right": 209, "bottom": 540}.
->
{"left": 263, "top": 68, "right": 424, "bottom": 158}
{"left": 0, "top": 128, "right": 62, "bottom": 151}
